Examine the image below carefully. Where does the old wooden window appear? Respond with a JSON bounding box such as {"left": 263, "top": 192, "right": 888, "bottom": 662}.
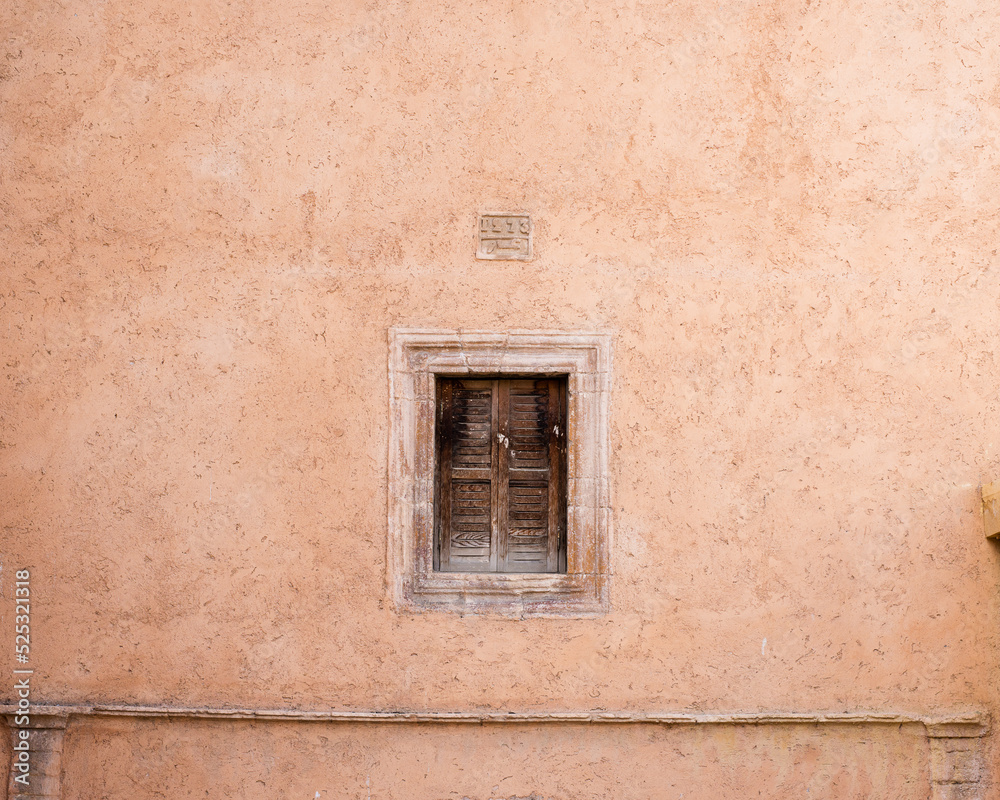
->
{"left": 389, "top": 329, "right": 610, "bottom": 614}
{"left": 435, "top": 377, "right": 567, "bottom": 574}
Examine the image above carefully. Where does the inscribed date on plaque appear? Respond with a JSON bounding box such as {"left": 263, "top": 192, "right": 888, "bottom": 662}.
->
{"left": 477, "top": 214, "right": 532, "bottom": 261}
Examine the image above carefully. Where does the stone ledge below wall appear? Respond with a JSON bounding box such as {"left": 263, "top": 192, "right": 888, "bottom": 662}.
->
{"left": 1, "top": 706, "right": 991, "bottom": 800}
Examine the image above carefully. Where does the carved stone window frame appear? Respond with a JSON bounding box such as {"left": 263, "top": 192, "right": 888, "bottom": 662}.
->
{"left": 388, "top": 329, "right": 612, "bottom": 615}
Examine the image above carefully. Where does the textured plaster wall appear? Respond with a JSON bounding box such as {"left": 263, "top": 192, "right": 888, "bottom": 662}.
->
{"left": 60, "top": 719, "right": 932, "bottom": 800}
{"left": 2, "top": 0, "right": 1000, "bottom": 796}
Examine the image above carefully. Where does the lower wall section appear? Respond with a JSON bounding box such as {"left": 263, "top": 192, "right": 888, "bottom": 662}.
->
{"left": 1, "top": 708, "right": 989, "bottom": 800}
{"left": 57, "top": 718, "right": 930, "bottom": 800}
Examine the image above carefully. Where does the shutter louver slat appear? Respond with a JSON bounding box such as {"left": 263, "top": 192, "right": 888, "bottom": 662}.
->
{"left": 451, "top": 389, "right": 492, "bottom": 469}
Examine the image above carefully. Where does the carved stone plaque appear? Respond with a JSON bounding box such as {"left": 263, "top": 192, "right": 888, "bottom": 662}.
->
{"left": 477, "top": 214, "right": 532, "bottom": 260}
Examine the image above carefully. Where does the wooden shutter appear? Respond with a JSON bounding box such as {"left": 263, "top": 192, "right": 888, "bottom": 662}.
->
{"left": 436, "top": 379, "right": 497, "bottom": 572}
{"left": 436, "top": 377, "right": 566, "bottom": 574}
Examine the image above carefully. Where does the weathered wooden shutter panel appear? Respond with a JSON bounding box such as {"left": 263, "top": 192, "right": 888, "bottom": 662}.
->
{"left": 500, "top": 379, "right": 563, "bottom": 572}
{"left": 437, "top": 379, "right": 497, "bottom": 572}
{"left": 437, "top": 377, "right": 565, "bottom": 574}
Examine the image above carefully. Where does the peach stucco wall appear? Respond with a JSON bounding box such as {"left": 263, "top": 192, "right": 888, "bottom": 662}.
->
{"left": 2, "top": 0, "right": 999, "bottom": 797}
{"left": 59, "top": 718, "right": 933, "bottom": 799}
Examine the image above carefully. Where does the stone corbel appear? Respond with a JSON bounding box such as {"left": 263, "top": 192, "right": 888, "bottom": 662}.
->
{"left": 926, "top": 720, "right": 989, "bottom": 800}
{"left": 983, "top": 480, "right": 1000, "bottom": 539}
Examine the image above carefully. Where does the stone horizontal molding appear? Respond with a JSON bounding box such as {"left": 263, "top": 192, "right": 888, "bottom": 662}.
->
{"left": 0, "top": 705, "right": 988, "bottom": 733}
